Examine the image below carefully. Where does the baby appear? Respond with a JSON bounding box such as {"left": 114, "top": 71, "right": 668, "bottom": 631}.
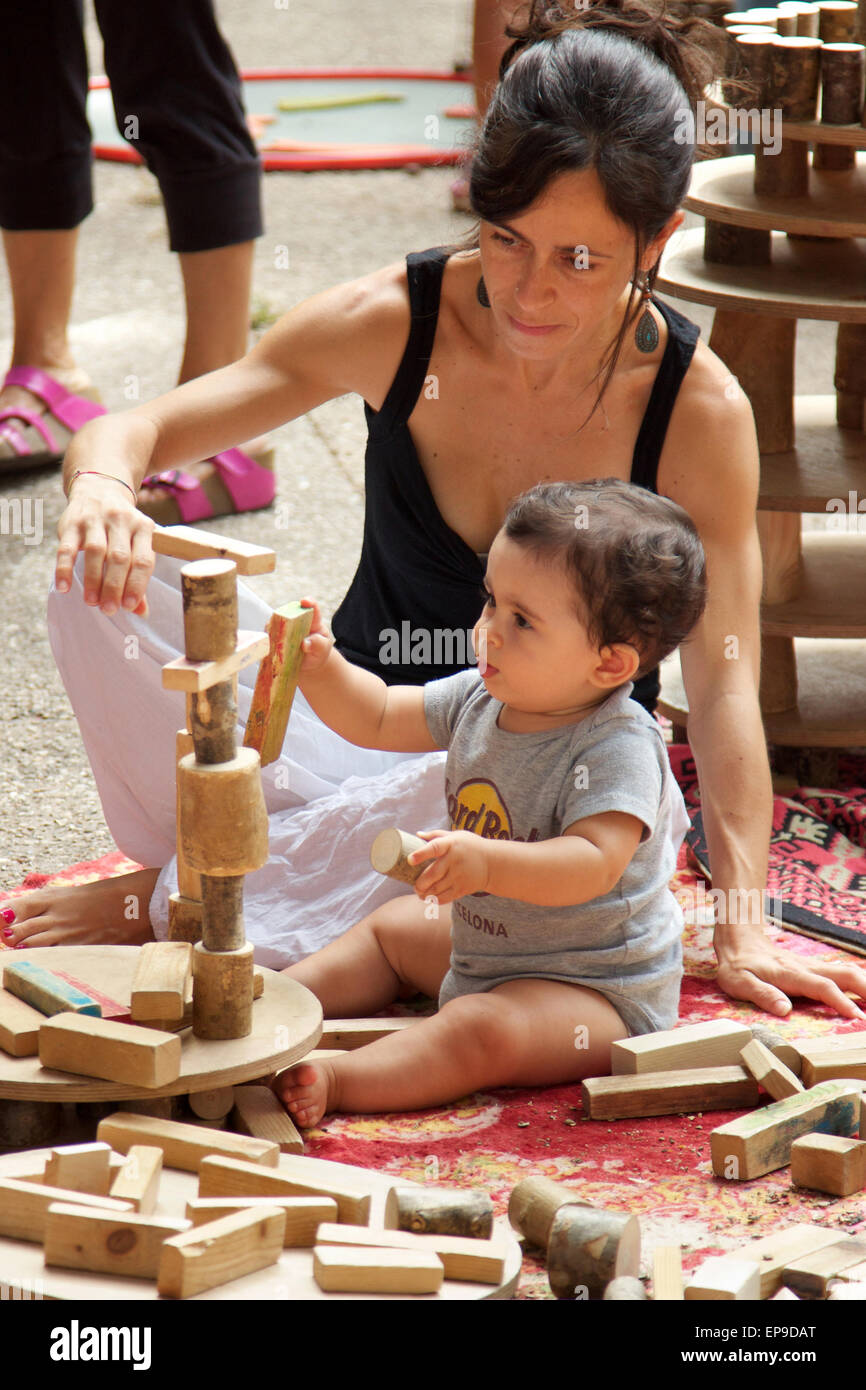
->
{"left": 275, "top": 478, "right": 707, "bottom": 1125}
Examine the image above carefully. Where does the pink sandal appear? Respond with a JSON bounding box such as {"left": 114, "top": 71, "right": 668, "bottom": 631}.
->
{"left": 137, "top": 445, "right": 276, "bottom": 524}
{"left": 0, "top": 366, "right": 106, "bottom": 471}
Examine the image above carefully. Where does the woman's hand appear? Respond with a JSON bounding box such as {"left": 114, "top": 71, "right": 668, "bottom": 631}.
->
{"left": 56, "top": 476, "right": 155, "bottom": 617}
{"left": 298, "top": 597, "right": 336, "bottom": 673}
{"left": 715, "top": 927, "right": 866, "bottom": 1021}
{"left": 409, "top": 829, "right": 491, "bottom": 904}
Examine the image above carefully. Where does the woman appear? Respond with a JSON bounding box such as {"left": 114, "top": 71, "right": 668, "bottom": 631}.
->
{"left": 12, "top": 1, "right": 866, "bottom": 1022}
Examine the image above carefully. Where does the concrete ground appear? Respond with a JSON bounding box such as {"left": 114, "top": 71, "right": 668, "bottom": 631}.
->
{"left": 0, "top": 0, "right": 838, "bottom": 884}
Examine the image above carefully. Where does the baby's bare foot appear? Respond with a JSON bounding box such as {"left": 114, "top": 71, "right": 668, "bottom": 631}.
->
{"left": 1, "top": 868, "right": 160, "bottom": 949}
{"left": 273, "top": 1061, "right": 338, "bottom": 1128}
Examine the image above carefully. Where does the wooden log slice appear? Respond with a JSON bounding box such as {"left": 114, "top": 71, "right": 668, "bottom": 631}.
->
{"left": 508, "top": 1176, "right": 588, "bottom": 1250}
{"left": 181, "top": 559, "right": 238, "bottom": 662}
{"left": 369, "top": 828, "right": 427, "bottom": 886}
{"left": 819, "top": 0, "right": 860, "bottom": 41}
{"left": 384, "top": 1186, "right": 494, "bottom": 1239}
{"left": 178, "top": 749, "right": 269, "bottom": 878}
{"left": 548, "top": 1205, "right": 641, "bottom": 1300}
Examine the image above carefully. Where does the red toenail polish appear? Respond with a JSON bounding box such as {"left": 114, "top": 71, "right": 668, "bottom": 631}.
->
{"left": 2, "top": 929, "right": 13, "bottom": 939}
{"left": 1, "top": 909, "right": 15, "bottom": 925}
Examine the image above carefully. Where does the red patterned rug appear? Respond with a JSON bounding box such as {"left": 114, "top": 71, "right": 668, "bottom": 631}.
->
{"left": 3, "top": 749, "right": 866, "bottom": 1299}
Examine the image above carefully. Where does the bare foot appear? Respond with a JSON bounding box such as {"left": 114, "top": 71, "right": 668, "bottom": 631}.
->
{"left": 273, "top": 1060, "right": 339, "bottom": 1128}
{"left": 1, "top": 868, "right": 160, "bottom": 949}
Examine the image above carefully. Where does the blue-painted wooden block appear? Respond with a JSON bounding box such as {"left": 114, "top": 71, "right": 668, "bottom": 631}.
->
{"left": 2, "top": 961, "right": 102, "bottom": 1017}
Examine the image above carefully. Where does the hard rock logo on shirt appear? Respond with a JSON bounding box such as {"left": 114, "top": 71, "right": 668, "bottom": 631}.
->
{"left": 444, "top": 778, "right": 541, "bottom": 935}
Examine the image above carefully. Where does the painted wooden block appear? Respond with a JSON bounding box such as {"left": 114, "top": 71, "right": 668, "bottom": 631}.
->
{"left": 710, "top": 1080, "right": 861, "bottom": 1179}
{"left": 3, "top": 961, "right": 101, "bottom": 1017}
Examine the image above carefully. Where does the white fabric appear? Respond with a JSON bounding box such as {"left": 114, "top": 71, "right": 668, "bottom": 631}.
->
{"left": 47, "top": 554, "right": 449, "bottom": 968}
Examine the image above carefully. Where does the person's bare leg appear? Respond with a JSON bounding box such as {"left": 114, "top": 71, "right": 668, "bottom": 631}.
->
{"left": 0, "top": 229, "right": 91, "bottom": 416}
{"left": 2, "top": 867, "right": 160, "bottom": 948}
{"left": 279, "top": 977, "right": 628, "bottom": 1126}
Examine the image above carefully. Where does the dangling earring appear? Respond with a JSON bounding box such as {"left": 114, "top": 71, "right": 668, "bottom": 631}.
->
{"left": 476, "top": 277, "right": 491, "bottom": 308}
{"left": 634, "top": 276, "right": 659, "bottom": 353}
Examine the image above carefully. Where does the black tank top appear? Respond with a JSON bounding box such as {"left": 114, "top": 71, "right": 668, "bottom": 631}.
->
{"left": 331, "top": 246, "right": 700, "bottom": 713}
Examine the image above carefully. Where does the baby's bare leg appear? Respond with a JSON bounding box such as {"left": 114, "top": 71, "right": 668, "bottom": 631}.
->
{"left": 278, "top": 977, "right": 628, "bottom": 1126}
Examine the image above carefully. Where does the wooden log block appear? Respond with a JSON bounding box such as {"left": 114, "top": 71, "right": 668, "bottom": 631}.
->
{"left": 231, "top": 1085, "right": 304, "bottom": 1154}
{"left": 508, "top": 1176, "right": 586, "bottom": 1250}
{"left": 0, "top": 1098, "right": 62, "bottom": 1147}
{"left": 603, "top": 1276, "right": 648, "bottom": 1300}
{"left": 653, "top": 1246, "right": 685, "bottom": 1300}
{"left": 3, "top": 960, "right": 101, "bottom": 1018}
{"left": 167, "top": 892, "right": 204, "bottom": 945}
{"left": 710, "top": 1079, "right": 862, "bottom": 1179}
{"left": 547, "top": 1204, "right": 641, "bottom": 1300}
{"left": 735, "top": 31, "right": 776, "bottom": 103}
{"left": 197, "top": 1153, "right": 372, "bottom": 1225}
{"left": 704, "top": 219, "right": 772, "bottom": 266}
{"left": 759, "top": 511, "right": 803, "bottom": 606}
{"left": 791, "top": 1132, "right": 866, "bottom": 1194}
{"left": 188, "top": 680, "right": 237, "bottom": 764}
{"left": 152, "top": 525, "right": 276, "bottom": 575}
{"left": 181, "top": 559, "right": 237, "bottom": 662}
{"left": 158, "top": 1207, "right": 286, "bottom": 1298}
{"left": 0, "top": 989, "right": 44, "bottom": 1057}
{"left": 835, "top": 323, "right": 866, "bottom": 431}
{"left": 44, "top": 1143, "right": 113, "bottom": 1196}
{"left": 44, "top": 1202, "right": 189, "bottom": 1278}
{"left": 136, "top": 964, "right": 262, "bottom": 1031}
{"left": 759, "top": 635, "right": 799, "bottom": 713}
{"left": 162, "top": 631, "right": 270, "bottom": 694}
{"left": 39, "top": 1013, "right": 181, "bottom": 1089}
{"left": 611, "top": 1020, "right": 754, "bottom": 1075}
{"left": 188, "top": 1086, "right": 236, "bottom": 1120}
{"left": 815, "top": 41, "right": 865, "bottom": 167}
{"left": 783, "top": 1236, "right": 866, "bottom": 1297}
{"left": 192, "top": 941, "right": 254, "bottom": 1040}
{"left": 384, "top": 1185, "right": 494, "bottom": 1238}
{"left": 130, "top": 942, "right": 192, "bottom": 1024}
{"left": 740, "top": 1038, "right": 805, "bottom": 1099}
{"left": 580, "top": 1066, "right": 759, "bottom": 1120}
{"left": 801, "top": 1046, "right": 866, "bottom": 1086}
{"left": 318, "top": 1017, "right": 420, "bottom": 1050}
{"left": 709, "top": 312, "right": 796, "bottom": 454}
{"left": 97, "top": 1112, "right": 280, "bottom": 1172}
{"left": 108, "top": 1145, "right": 163, "bottom": 1214}
{"left": 754, "top": 36, "right": 823, "bottom": 195}
{"left": 314, "top": 1222, "right": 508, "bottom": 1284}
{"left": 0, "top": 1178, "right": 134, "bottom": 1241}
{"left": 711, "top": 1224, "right": 842, "bottom": 1298}
{"left": 179, "top": 750, "right": 269, "bottom": 878}
{"left": 819, "top": 2, "right": 860, "bottom": 44}
{"left": 370, "top": 827, "right": 427, "bottom": 886}
{"left": 795, "top": 1, "right": 823, "bottom": 35}
{"left": 200, "top": 876, "right": 246, "bottom": 953}
{"left": 685, "top": 1257, "right": 762, "bottom": 1300}
{"left": 750, "top": 1026, "right": 803, "bottom": 1076}
{"left": 313, "top": 1244, "right": 444, "bottom": 1294}
{"left": 243, "top": 601, "right": 314, "bottom": 767}
{"left": 186, "top": 1195, "right": 337, "bottom": 1248}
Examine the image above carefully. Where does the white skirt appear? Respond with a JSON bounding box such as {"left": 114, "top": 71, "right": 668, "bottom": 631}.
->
{"left": 46, "top": 554, "right": 449, "bottom": 969}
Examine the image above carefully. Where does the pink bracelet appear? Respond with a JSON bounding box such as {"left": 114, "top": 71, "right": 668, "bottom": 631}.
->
{"left": 66, "top": 469, "right": 138, "bottom": 503}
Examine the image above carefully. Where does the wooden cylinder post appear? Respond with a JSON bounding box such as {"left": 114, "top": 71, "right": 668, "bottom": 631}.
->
{"left": 192, "top": 942, "right": 255, "bottom": 1040}
{"left": 755, "top": 36, "right": 823, "bottom": 197}
{"left": 370, "top": 827, "right": 428, "bottom": 886}
{"left": 795, "top": 1, "right": 822, "bottom": 35}
{"left": 724, "top": 25, "right": 776, "bottom": 101}
{"left": 758, "top": 512, "right": 801, "bottom": 715}
{"left": 508, "top": 1176, "right": 588, "bottom": 1250}
{"left": 834, "top": 323, "right": 866, "bottom": 430}
{"left": 760, "top": 634, "right": 799, "bottom": 712}
{"left": 178, "top": 752, "right": 269, "bottom": 881}
{"left": 169, "top": 716, "right": 204, "bottom": 944}
{"left": 704, "top": 218, "right": 772, "bottom": 266}
{"left": 709, "top": 311, "right": 796, "bottom": 453}
{"left": 818, "top": 0, "right": 860, "bottom": 40}
{"left": 547, "top": 1205, "right": 641, "bottom": 1300}
{"left": 814, "top": 42, "right": 865, "bottom": 169}
{"left": 0, "top": 1099, "right": 62, "bottom": 1148}
{"left": 181, "top": 560, "right": 238, "bottom": 661}
{"left": 735, "top": 31, "right": 776, "bottom": 107}
{"left": 383, "top": 1186, "right": 494, "bottom": 1238}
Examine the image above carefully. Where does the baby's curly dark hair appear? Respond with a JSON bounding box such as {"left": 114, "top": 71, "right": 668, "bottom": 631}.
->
{"left": 503, "top": 479, "right": 707, "bottom": 677}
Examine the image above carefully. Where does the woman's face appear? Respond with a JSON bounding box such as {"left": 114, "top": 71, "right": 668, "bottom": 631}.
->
{"left": 479, "top": 167, "right": 678, "bottom": 361}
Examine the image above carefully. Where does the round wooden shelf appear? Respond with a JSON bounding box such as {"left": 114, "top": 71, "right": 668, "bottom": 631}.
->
{"left": 0, "top": 946, "right": 323, "bottom": 1103}
{"left": 759, "top": 397, "right": 866, "bottom": 511}
{"left": 684, "top": 153, "right": 866, "bottom": 238}
{"left": 658, "top": 641, "right": 866, "bottom": 747}
{"left": 761, "top": 531, "right": 866, "bottom": 636}
{"left": 781, "top": 119, "right": 866, "bottom": 148}
{"left": 657, "top": 227, "right": 866, "bottom": 321}
{"left": 0, "top": 1147, "right": 522, "bottom": 1302}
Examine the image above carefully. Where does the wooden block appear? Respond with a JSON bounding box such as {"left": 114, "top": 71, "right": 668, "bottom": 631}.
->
{"left": 44, "top": 1143, "right": 113, "bottom": 1196}
{"left": 152, "top": 524, "right": 276, "bottom": 575}
{"left": 710, "top": 1079, "right": 862, "bottom": 1179}
{"left": 0, "top": 1179, "right": 134, "bottom": 1242}
{"left": 231, "top": 1085, "right": 304, "bottom": 1154}
{"left": 318, "top": 1018, "right": 420, "bottom": 1050}
{"left": 740, "top": 1038, "right": 805, "bottom": 1099}
{"left": 313, "top": 1245, "right": 444, "bottom": 1295}
{"left": 610, "top": 1020, "right": 753, "bottom": 1074}
{"left": 44, "top": 1202, "right": 189, "bottom": 1278}
{"left": 315, "top": 1222, "right": 507, "bottom": 1284}
{"left": 48, "top": 970, "right": 131, "bottom": 1021}
{"left": 186, "top": 1196, "right": 337, "bottom": 1248}
{"left": 800, "top": 1046, "right": 866, "bottom": 1087}
{"left": 130, "top": 942, "right": 192, "bottom": 1024}
{"left": 198, "top": 1154, "right": 372, "bottom": 1225}
{"left": 790, "top": 1132, "right": 866, "bottom": 1195}
{"left": 188, "top": 1086, "right": 235, "bottom": 1120}
{"left": 39, "top": 1013, "right": 181, "bottom": 1089}
{"left": 158, "top": 1207, "right": 285, "bottom": 1298}
{"left": 714, "top": 1225, "right": 843, "bottom": 1300}
{"left": 162, "top": 630, "right": 270, "bottom": 693}
{"left": 0, "top": 989, "right": 44, "bottom": 1057}
{"left": 3, "top": 961, "right": 101, "bottom": 1017}
{"left": 580, "top": 1066, "right": 760, "bottom": 1120}
{"left": 97, "top": 1113, "right": 280, "bottom": 1172}
{"left": 385, "top": 1185, "right": 494, "bottom": 1238}
{"left": 685, "top": 1258, "right": 761, "bottom": 1301}
{"left": 795, "top": 1033, "right": 866, "bottom": 1062}
{"left": 828, "top": 1281, "right": 866, "bottom": 1300}
{"left": 783, "top": 1236, "right": 866, "bottom": 1298}
{"left": 652, "top": 1245, "right": 684, "bottom": 1300}
{"left": 749, "top": 1026, "right": 802, "bottom": 1076}
{"left": 243, "top": 601, "right": 314, "bottom": 767}
{"left": 134, "top": 967, "right": 263, "bottom": 1032}
{"left": 835, "top": 1259, "right": 866, "bottom": 1284}
{"left": 109, "top": 1146, "right": 163, "bottom": 1215}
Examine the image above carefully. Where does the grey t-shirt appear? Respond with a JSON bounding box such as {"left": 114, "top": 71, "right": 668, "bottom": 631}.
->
{"left": 422, "top": 669, "right": 686, "bottom": 1033}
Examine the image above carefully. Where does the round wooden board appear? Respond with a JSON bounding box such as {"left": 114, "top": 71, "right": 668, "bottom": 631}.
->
{"left": 761, "top": 531, "right": 866, "bottom": 637}
{"left": 781, "top": 118, "right": 866, "bottom": 148}
{"left": 759, "top": 396, "right": 866, "bottom": 511}
{"left": 0, "top": 1147, "right": 521, "bottom": 1301}
{"left": 658, "top": 227, "right": 866, "bottom": 321}
{"left": 0, "top": 946, "right": 322, "bottom": 1101}
{"left": 685, "top": 153, "right": 866, "bottom": 238}
{"left": 658, "top": 640, "right": 866, "bottom": 745}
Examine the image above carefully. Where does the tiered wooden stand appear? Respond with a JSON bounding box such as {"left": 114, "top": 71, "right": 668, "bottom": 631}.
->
{"left": 656, "top": 26, "right": 866, "bottom": 781}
